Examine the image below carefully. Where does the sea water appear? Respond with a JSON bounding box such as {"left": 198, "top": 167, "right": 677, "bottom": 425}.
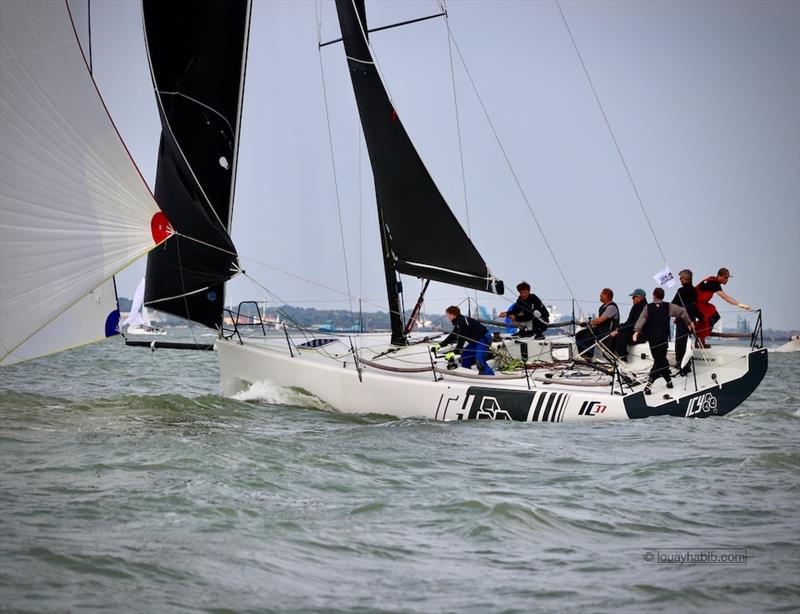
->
{"left": 1, "top": 335, "right": 798, "bottom": 613}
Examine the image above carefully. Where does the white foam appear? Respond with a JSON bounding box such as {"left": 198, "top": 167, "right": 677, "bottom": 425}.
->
{"left": 232, "top": 379, "right": 332, "bottom": 410}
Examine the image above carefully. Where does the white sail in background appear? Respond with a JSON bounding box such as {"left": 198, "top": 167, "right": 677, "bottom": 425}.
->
{"left": 141, "top": 304, "right": 154, "bottom": 329}
{"left": 0, "top": 0, "right": 170, "bottom": 365}
{"left": 121, "top": 278, "right": 147, "bottom": 330}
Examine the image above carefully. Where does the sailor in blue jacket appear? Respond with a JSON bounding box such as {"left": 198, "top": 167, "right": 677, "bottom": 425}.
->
{"left": 434, "top": 305, "right": 495, "bottom": 376}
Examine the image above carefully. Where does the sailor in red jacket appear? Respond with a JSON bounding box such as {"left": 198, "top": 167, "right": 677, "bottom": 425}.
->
{"left": 694, "top": 267, "right": 751, "bottom": 347}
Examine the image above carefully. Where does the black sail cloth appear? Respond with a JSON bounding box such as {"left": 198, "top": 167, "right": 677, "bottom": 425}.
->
{"left": 333, "top": 0, "right": 503, "bottom": 295}
{"left": 142, "top": 0, "right": 249, "bottom": 329}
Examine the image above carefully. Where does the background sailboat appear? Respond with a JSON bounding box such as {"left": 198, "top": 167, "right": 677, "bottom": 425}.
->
{"left": 121, "top": 277, "right": 166, "bottom": 336}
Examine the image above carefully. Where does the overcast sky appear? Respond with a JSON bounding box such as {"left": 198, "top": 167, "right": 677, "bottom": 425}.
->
{"left": 83, "top": 0, "right": 799, "bottom": 329}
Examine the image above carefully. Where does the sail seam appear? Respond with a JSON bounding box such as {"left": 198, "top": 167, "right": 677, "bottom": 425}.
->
{"left": 345, "top": 55, "right": 374, "bottom": 65}
{"left": 144, "top": 285, "right": 210, "bottom": 305}
{"left": 401, "top": 260, "right": 494, "bottom": 281}
{"left": 156, "top": 91, "right": 234, "bottom": 136}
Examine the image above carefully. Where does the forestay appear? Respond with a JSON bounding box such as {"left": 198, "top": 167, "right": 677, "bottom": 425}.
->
{"left": 0, "top": 0, "right": 167, "bottom": 366}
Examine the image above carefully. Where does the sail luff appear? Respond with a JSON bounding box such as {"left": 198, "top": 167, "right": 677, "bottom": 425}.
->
{"left": 225, "top": 2, "right": 252, "bottom": 232}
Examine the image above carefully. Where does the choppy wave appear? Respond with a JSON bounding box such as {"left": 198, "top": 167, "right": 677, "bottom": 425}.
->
{"left": 0, "top": 339, "right": 798, "bottom": 612}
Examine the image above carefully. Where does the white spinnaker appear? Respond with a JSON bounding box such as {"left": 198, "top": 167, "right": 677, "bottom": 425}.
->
{"left": 0, "top": 279, "right": 118, "bottom": 366}
{"left": 121, "top": 278, "right": 146, "bottom": 330}
{"left": 0, "top": 0, "right": 166, "bottom": 365}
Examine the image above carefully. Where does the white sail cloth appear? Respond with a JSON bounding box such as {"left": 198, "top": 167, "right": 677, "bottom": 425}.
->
{"left": 121, "top": 278, "right": 147, "bottom": 330}
{"left": 1, "top": 0, "right": 167, "bottom": 365}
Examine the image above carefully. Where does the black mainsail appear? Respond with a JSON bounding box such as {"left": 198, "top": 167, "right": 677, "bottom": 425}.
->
{"left": 334, "top": 0, "right": 504, "bottom": 342}
{"left": 142, "top": 0, "right": 250, "bottom": 330}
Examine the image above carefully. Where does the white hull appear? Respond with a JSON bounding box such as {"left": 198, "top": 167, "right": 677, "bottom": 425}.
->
{"left": 126, "top": 325, "right": 167, "bottom": 336}
{"left": 216, "top": 334, "right": 767, "bottom": 422}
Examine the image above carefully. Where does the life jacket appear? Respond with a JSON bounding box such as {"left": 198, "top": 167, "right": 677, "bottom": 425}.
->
{"left": 595, "top": 301, "right": 619, "bottom": 334}
{"left": 695, "top": 276, "right": 720, "bottom": 341}
{"left": 643, "top": 301, "right": 671, "bottom": 341}
{"left": 695, "top": 276, "right": 718, "bottom": 306}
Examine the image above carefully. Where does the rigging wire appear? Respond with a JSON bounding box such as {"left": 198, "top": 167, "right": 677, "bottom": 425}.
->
{"left": 439, "top": 0, "right": 480, "bottom": 312}
{"left": 178, "top": 229, "right": 649, "bottom": 375}
{"left": 554, "top": 0, "right": 668, "bottom": 267}
{"left": 357, "top": 125, "right": 363, "bottom": 305}
{"left": 442, "top": 12, "right": 620, "bottom": 356}
{"left": 442, "top": 27, "right": 580, "bottom": 309}
{"left": 315, "top": 0, "right": 356, "bottom": 325}
{"left": 439, "top": 1, "right": 472, "bottom": 240}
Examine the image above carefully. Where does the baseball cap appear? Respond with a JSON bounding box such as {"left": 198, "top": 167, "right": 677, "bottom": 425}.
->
{"left": 629, "top": 288, "right": 646, "bottom": 297}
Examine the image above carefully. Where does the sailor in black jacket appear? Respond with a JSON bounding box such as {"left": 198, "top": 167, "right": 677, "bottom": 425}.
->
{"left": 499, "top": 281, "right": 549, "bottom": 339}
{"left": 436, "top": 306, "right": 495, "bottom": 375}
{"left": 671, "top": 269, "right": 701, "bottom": 374}
{"left": 609, "top": 288, "right": 648, "bottom": 360}
{"left": 634, "top": 287, "right": 694, "bottom": 394}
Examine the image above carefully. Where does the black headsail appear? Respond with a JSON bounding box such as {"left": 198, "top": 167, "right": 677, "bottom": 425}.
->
{"left": 142, "top": 0, "right": 250, "bottom": 330}
{"left": 333, "top": 0, "right": 503, "bottom": 343}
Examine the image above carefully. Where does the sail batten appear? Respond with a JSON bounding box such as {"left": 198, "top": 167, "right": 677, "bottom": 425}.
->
{"left": 1, "top": 0, "right": 165, "bottom": 366}
{"left": 142, "top": 0, "right": 251, "bottom": 330}
{"left": 334, "top": 0, "right": 503, "bottom": 296}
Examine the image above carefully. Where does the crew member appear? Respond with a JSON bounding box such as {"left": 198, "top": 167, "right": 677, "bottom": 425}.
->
{"left": 435, "top": 306, "right": 495, "bottom": 376}
{"left": 633, "top": 287, "right": 694, "bottom": 394}
{"left": 671, "top": 269, "right": 701, "bottom": 374}
{"left": 695, "top": 267, "right": 751, "bottom": 347}
{"left": 575, "top": 288, "right": 619, "bottom": 359}
{"left": 609, "top": 288, "right": 647, "bottom": 361}
{"left": 499, "top": 281, "right": 549, "bottom": 339}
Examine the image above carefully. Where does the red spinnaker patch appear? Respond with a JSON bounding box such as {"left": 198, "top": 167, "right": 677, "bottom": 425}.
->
{"left": 150, "top": 211, "right": 173, "bottom": 245}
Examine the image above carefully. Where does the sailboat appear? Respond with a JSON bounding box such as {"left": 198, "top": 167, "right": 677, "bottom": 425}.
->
{"left": 0, "top": 0, "right": 170, "bottom": 366}
{"left": 133, "top": 0, "right": 766, "bottom": 422}
{"left": 2, "top": 1, "right": 767, "bottom": 422}
{"left": 120, "top": 278, "right": 166, "bottom": 336}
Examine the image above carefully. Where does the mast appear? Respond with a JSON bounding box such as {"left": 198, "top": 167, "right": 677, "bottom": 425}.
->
{"left": 376, "top": 206, "right": 406, "bottom": 344}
